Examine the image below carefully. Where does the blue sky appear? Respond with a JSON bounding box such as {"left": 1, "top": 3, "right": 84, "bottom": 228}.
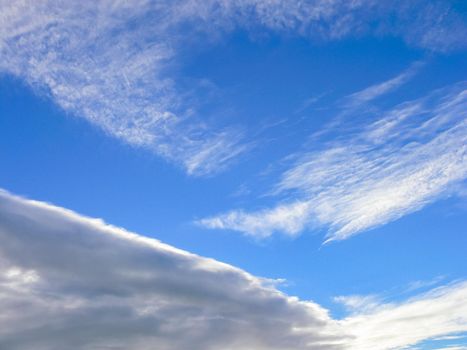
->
{"left": 1, "top": 1, "right": 467, "bottom": 349}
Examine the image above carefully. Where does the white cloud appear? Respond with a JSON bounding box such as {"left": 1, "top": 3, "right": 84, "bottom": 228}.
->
{"left": 176, "top": 0, "right": 467, "bottom": 51}
{"left": 200, "top": 81, "right": 467, "bottom": 241}
{"left": 0, "top": 0, "right": 247, "bottom": 176}
{"left": 344, "top": 61, "right": 424, "bottom": 107}
{"left": 339, "top": 282, "right": 467, "bottom": 350}
{"left": 1, "top": 189, "right": 467, "bottom": 349}
{"left": 333, "top": 294, "right": 382, "bottom": 315}
{"left": 199, "top": 201, "right": 312, "bottom": 238}
{"left": 1, "top": 1, "right": 466, "bottom": 175}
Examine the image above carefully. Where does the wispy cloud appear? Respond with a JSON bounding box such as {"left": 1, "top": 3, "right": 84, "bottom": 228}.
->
{"left": 333, "top": 294, "right": 382, "bottom": 315}
{"left": 1, "top": 1, "right": 466, "bottom": 175}
{"left": 0, "top": 1, "right": 247, "bottom": 176}
{"left": 339, "top": 282, "right": 467, "bottom": 350}
{"left": 199, "top": 81, "right": 467, "bottom": 241}
{"left": 343, "top": 61, "right": 424, "bottom": 107}
{"left": 176, "top": 0, "right": 467, "bottom": 52}
{"left": 405, "top": 275, "right": 446, "bottom": 293}
{"left": 1, "top": 189, "right": 466, "bottom": 349}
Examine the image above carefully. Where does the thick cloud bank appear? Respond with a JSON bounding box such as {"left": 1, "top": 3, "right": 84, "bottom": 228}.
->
{"left": 0, "top": 190, "right": 345, "bottom": 350}
{"left": 0, "top": 189, "right": 466, "bottom": 349}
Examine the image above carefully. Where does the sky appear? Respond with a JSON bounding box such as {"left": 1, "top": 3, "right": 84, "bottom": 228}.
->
{"left": 0, "top": 1, "right": 467, "bottom": 349}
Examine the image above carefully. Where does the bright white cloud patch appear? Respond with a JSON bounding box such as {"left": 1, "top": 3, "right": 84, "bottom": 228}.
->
{"left": 0, "top": 189, "right": 467, "bottom": 349}
{"left": 1, "top": 1, "right": 466, "bottom": 175}
{"left": 339, "top": 282, "right": 467, "bottom": 350}
{"left": 200, "top": 81, "right": 467, "bottom": 241}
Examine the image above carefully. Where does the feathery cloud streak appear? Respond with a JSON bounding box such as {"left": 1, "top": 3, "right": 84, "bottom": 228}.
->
{"left": 0, "top": 0, "right": 247, "bottom": 176}
{"left": 338, "top": 282, "right": 467, "bottom": 350}
{"left": 174, "top": 0, "right": 467, "bottom": 51}
{"left": 1, "top": 189, "right": 467, "bottom": 349}
{"left": 1, "top": 1, "right": 466, "bottom": 175}
{"left": 343, "top": 61, "right": 424, "bottom": 107}
{"left": 200, "top": 81, "right": 467, "bottom": 241}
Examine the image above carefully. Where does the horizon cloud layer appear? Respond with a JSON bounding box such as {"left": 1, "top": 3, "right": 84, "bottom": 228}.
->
{"left": 0, "top": 189, "right": 466, "bottom": 349}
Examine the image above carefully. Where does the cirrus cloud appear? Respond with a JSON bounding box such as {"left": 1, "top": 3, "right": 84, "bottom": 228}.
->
{"left": 1, "top": 0, "right": 466, "bottom": 175}
{"left": 199, "top": 80, "right": 467, "bottom": 242}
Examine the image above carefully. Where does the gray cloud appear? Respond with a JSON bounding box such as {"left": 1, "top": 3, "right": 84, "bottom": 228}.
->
{"left": 1, "top": 189, "right": 467, "bottom": 349}
{"left": 0, "top": 189, "right": 346, "bottom": 350}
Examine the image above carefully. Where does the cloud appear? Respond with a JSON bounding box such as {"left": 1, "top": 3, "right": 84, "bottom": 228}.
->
{"left": 1, "top": 1, "right": 466, "bottom": 175}
{"left": 339, "top": 282, "right": 467, "bottom": 350}
{"left": 199, "top": 201, "right": 312, "bottom": 238}
{"left": 0, "top": 0, "right": 247, "bottom": 176}
{"left": 176, "top": 0, "right": 467, "bottom": 51}
{"left": 333, "top": 294, "right": 382, "bottom": 315}
{"left": 343, "top": 61, "right": 424, "bottom": 107}
{"left": 1, "top": 189, "right": 467, "bottom": 349}
{"left": 199, "top": 81, "right": 467, "bottom": 241}
{"left": 0, "top": 189, "right": 347, "bottom": 350}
